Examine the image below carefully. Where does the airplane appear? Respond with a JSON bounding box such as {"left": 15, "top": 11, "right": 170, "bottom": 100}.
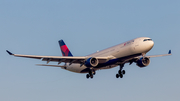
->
{"left": 6, "top": 37, "right": 171, "bottom": 79}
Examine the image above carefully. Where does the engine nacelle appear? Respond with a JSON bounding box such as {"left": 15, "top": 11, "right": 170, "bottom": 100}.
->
{"left": 136, "top": 57, "right": 150, "bottom": 68}
{"left": 85, "top": 57, "right": 99, "bottom": 67}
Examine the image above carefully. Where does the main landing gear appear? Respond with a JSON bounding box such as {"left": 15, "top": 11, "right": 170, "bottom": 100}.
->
{"left": 116, "top": 64, "right": 126, "bottom": 78}
{"left": 86, "top": 69, "right": 96, "bottom": 79}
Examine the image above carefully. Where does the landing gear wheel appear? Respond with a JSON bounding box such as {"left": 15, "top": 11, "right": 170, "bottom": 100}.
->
{"left": 122, "top": 70, "right": 126, "bottom": 75}
{"left": 116, "top": 74, "right": 119, "bottom": 78}
{"left": 118, "top": 70, "right": 121, "bottom": 75}
{"left": 90, "top": 75, "right": 93, "bottom": 79}
{"left": 119, "top": 74, "right": 123, "bottom": 78}
{"left": 86, "top": 74, "right": 90, "bottom": 79}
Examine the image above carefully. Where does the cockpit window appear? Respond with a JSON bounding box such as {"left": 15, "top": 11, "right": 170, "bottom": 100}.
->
{"left": 143, "top": 39, "right": 152, "bottom": 41}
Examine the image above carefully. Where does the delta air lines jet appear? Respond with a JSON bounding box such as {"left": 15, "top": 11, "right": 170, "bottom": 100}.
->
{"left": 6, "top": 37, "right": 171, "bottom": 79}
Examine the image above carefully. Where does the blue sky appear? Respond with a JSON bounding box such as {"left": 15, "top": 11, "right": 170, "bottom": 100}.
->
{"left": 0, "top": 0, "right": 180, "bottom": 101}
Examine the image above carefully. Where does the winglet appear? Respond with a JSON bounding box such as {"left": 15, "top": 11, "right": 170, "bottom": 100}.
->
{"left": 168, "top": 50, "right": 171, "bottom": 54}
{"left": 6, "top": 50, "right": 14, "bottom": 55}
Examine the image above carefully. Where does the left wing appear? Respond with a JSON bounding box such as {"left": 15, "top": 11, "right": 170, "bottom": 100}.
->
{"left": 6, "top": 50, "right": 109, "bottom": 64}
{"left": 120, "top": 50, "right": 172, "bottom": 65}
{"left": 146, "top": 50, "right": 172, "bottom": 58}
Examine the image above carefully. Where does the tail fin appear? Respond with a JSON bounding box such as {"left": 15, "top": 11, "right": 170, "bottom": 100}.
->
{"left": 58, "top": 40, "right": 73, "bottom": 56}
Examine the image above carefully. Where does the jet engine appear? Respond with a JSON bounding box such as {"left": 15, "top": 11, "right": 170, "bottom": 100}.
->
{"left": 85, "top": 57, "right": 99, "bottom": 67}
{"left": 136, "top": 57, "right": 150, "bottom": 67}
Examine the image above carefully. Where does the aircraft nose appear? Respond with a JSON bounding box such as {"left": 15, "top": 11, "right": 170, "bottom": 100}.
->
{"left": 145, "top": 40, "right": 154, "bottom": 52}
{"left": 150, "top": 41, "right": 154, "bottom": 48}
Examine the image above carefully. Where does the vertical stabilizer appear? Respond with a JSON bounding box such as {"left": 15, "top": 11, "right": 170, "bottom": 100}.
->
{"left": 59, "top": 40, "right": 73, "bottom": 56}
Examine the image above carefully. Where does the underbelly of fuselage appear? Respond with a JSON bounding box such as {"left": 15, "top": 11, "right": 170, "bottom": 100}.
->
{"left": 65, "top": 53, "right": 142, "bottom": 73}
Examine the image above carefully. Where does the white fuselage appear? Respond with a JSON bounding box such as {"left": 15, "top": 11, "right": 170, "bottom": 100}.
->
{"left": 64, "top": 37, "right": 154, "bottom": 73}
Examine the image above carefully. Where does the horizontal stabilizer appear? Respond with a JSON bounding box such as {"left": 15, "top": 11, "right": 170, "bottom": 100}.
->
{"left": 36, "top": 64, "right": 66, "bottom": 68}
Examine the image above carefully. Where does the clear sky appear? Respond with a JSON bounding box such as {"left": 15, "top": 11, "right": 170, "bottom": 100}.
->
{"left": 0, "top": 0, "right": 180, "bottom": 101}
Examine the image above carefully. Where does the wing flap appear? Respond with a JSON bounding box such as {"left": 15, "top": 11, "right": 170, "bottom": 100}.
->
{"left": 36, "top": 64, "right": 66, "bottom": 68}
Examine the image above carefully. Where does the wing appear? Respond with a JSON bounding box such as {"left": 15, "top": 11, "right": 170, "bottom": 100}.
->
{"left": 36, "top": 64, "right": 66, "bottom": 67}
{"left": 6, "top": 50, "right": 109, "bottom": 64}
{"left": 118, "top": 50, "right": 172, "bottom": 65}
{"left": 146, "top": 50, "right": 172, "bottom": 58}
